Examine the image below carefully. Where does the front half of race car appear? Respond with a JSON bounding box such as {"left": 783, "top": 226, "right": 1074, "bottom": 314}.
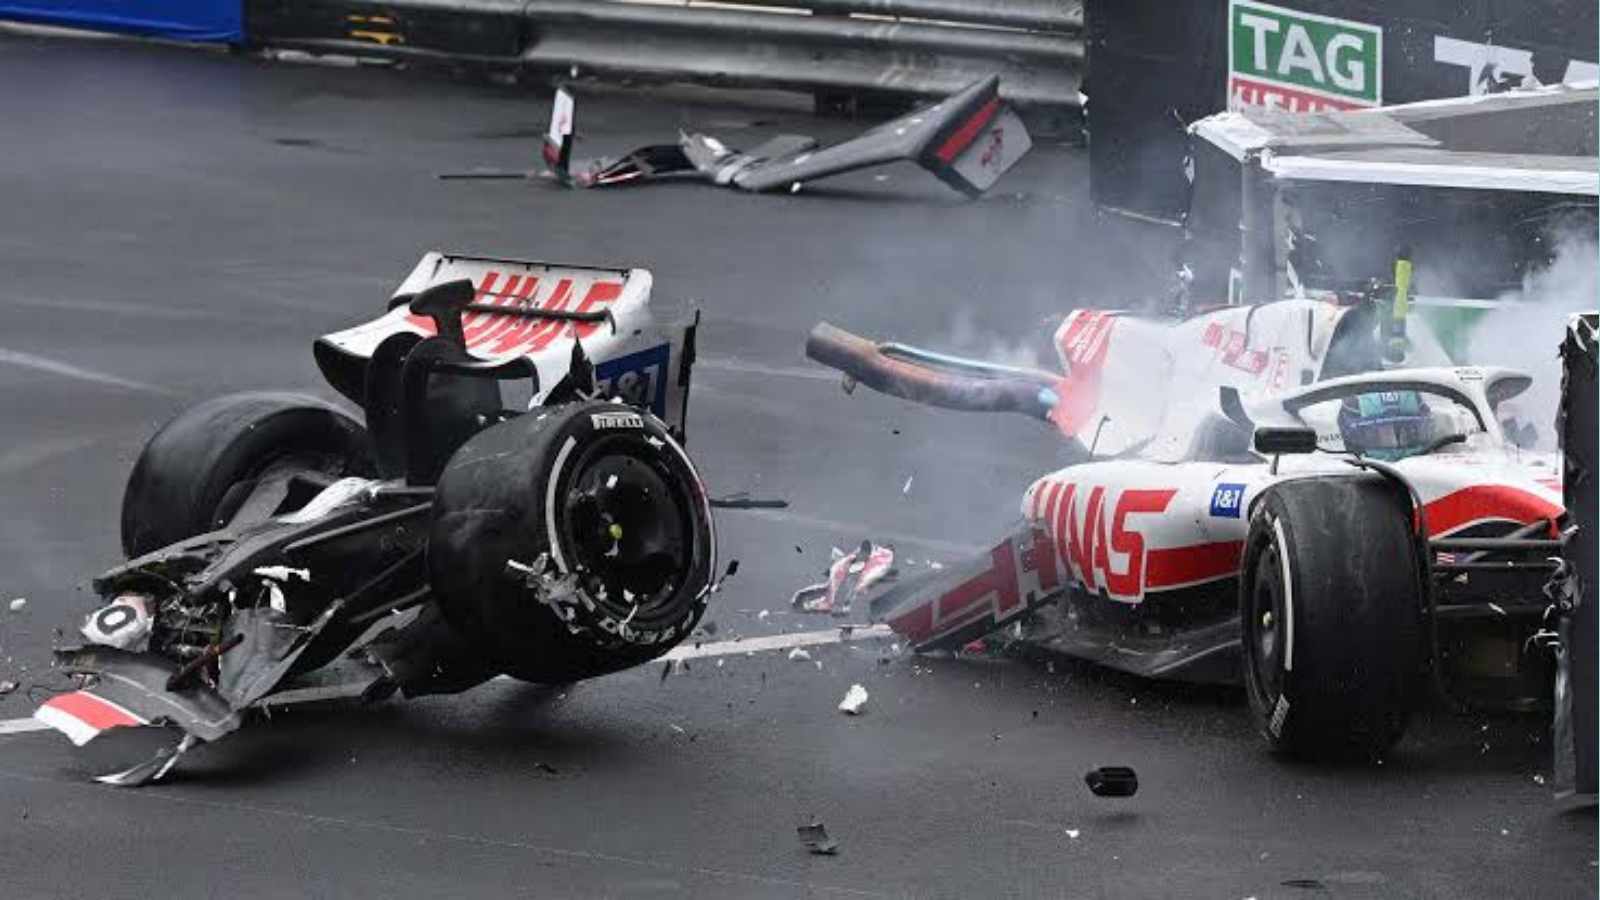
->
{"left": 810, "top": 299, "right": 1571, "bottom": 759}
{"left": 34, "top": 252, "right": 719, "bottom": 785}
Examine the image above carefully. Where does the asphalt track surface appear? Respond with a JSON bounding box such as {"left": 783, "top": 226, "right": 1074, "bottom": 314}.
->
{"left": 0, "top": 31, "right": 1592, "bottom": 900}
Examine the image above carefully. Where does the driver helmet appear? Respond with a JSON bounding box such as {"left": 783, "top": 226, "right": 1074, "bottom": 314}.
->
{"left": 1336, "top": 390, "right": 1436, "bottom": 460}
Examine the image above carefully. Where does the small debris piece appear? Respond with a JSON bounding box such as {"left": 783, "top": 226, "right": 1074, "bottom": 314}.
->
{"left": 1281, "top": 879, "right": 1326, "bottom": 890}
{"left": 709, "top": 495, "right": 789, "bottom": 510}
{"left": 0, "top": 681, "right": 16, "bottom": 695}
{"left": 1084, "top": 766, "right": 1139, "bottom": 797}
{"left": 757, "top": 610, "right": 770, "bottom": 621}
{"left": 1065, "top": 829, "right": 1080, "bottom": 839}
{"left": 901, "top": 475, "right": 914, "bottom": 494}
{"left": 838, "top": 684, "right": 869, "bottom": 715}
{"left": 1533, "top": 773, "right": 1546, "bottom": 785}
{"left": 253, "top": 566, "right": 311, "bottom": 582}
{"left": 8, "top": 598, "right": 25, "bottom": 612}
{"left": 660, "top": 660, "right": 675, "bottom": 682}
{"left": 797, "top": 822, "right": 839, "bottom": 855}
{"left": 788, "top": 648, "right": 812, "bottom": 662}
{"left": 791, "top": 540, "right": 895, "bottom": 616}
{"left": 669, "top": 723, "right": 687, "bottom": 734}
{"left": 534, "top": 762, "right": 560, "bottom": 775}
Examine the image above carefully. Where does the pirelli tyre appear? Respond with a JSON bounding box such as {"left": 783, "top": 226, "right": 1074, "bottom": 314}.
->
{"left": 1239, "top": 474, "right": 1425, "bottom": 760}
{"left": 428, "top": 400, "right": 716, "bottom": 683}
{"left": 121, "top": 393, "right": 376, "bottom": 557}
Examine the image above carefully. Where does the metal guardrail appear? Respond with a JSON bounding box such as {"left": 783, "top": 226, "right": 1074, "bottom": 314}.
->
{"left": 244, "top": 0, "right": 1083, "bottom": 109}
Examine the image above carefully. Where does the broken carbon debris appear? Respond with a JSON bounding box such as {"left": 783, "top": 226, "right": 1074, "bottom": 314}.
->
{"left": 1084, "top": 766, "right": 1139, "bottom": 797}
{"left": 837, "top": 684, "right": 869, "bottom": 715}
{"left": 709, "top": 493, "right": 789, "bottom": 510}
{"left": 797, "top": 822, "right": 839, "bottom": 855}
{"left": 791, "top": 540, "right": 895, "bottom": 616}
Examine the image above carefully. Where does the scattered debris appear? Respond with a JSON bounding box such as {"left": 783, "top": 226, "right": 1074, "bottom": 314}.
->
{"left": 1084, "top": 766, "right": 1139, "bottom": 798}
{"left": 543, "top": 75, "right": 1032, "bottom": 199}
{"left": 787, "top": 648, "right": 812, "bottom": 662}
{"left": 709, "top": 494, "right": 790, "bottom": 510}
{"left": 791, "top": 540, "right": 895, "bottom": 616}
{"left": 94, "top": 732, "right": 197, "bottom": 788}
{"left": 8, "top": 598, "right": 25, "bottom": 612}
{"left": 797, "top": 822, "right": 840, "bottom": 855}
{"left": 252, "top": 566, "right": 311, "bottom": 582}
{"left": 838, "top": 684, "right": 869, "bottom": 715}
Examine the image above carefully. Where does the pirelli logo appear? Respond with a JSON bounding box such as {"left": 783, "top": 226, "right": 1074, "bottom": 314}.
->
{"left": 591, "top": 411, "right": 643, "bottom": 430}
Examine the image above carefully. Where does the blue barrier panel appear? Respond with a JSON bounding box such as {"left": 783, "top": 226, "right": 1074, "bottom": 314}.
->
{"left": 0, "top": 1, "right": 242, "bottom": 43}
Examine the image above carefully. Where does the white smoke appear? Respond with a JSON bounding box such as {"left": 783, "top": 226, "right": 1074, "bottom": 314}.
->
{"left": 1462, "top": 227, "right": 1598, "bottom": 447}
{"left": 940, "top": 306, "right": 1055, "bottom": 372}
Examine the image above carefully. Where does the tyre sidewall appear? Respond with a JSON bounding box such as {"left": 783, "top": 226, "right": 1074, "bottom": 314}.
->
{"left": 121, "top": 393, "right": 374, "bottom": 557}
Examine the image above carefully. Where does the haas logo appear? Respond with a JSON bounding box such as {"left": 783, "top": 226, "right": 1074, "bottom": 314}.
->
{"left": 1036, "top": 482, "right": 1177, "bottom": 601}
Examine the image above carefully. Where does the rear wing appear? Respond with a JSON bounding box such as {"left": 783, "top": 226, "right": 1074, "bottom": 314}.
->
{"left": 314, "top": 252, "right": 695, "bottom": 433}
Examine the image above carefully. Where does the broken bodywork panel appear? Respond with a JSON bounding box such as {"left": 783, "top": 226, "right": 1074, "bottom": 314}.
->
{"left": 543, "top": 75, "right": 1032, "bottom": 198}
{"left": 35, "top": 252, "right": 716, "bottom": 785}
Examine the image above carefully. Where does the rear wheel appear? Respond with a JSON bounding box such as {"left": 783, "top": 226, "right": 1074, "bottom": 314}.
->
{"left": 120, "top": 393, "right": 375, "bottom": 557}
{"left": 1240, "top": 474, "right": 1424, "bottom": 760}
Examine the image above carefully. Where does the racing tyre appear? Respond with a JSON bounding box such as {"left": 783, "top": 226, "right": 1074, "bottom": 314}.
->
{"left": 121, "top": 393, "right": 376, "bottom": 557}
{"left": 429, "top": 401, "right": 716, "bottom": 683}
{"left": 1239, "top": 474, "right": 1424, "bottom": 760}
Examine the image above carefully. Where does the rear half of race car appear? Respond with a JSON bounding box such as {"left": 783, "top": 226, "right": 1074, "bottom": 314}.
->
{"left": 318, "top": 252, "right": 718, "bottom": 688}
{"left": 35, "top": 251, "right": 718, "bottom": 785}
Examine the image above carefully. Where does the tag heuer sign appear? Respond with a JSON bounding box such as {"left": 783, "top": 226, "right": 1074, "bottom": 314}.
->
{"left": 1228, "top": 0, "right": 1382, "bottom": 112}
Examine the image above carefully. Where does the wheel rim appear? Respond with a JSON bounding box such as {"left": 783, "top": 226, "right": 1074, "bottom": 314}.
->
{"left": 560, "top": 445, "right": 693, "bottom": 622}
{"left": 1247, "top": 541, "right": 1287, "bottom": 702}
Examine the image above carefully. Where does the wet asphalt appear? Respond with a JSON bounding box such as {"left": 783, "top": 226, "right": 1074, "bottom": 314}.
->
{"left": 0, "top": 30, "right": 1592, "bottom": 899}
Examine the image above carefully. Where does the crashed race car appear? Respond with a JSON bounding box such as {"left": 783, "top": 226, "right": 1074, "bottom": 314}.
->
{"left": 34, "top": 252, "right": 718, "bottom": 785}
{"left": 808, "top": 291, "right": 1572, "bottom": 759}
